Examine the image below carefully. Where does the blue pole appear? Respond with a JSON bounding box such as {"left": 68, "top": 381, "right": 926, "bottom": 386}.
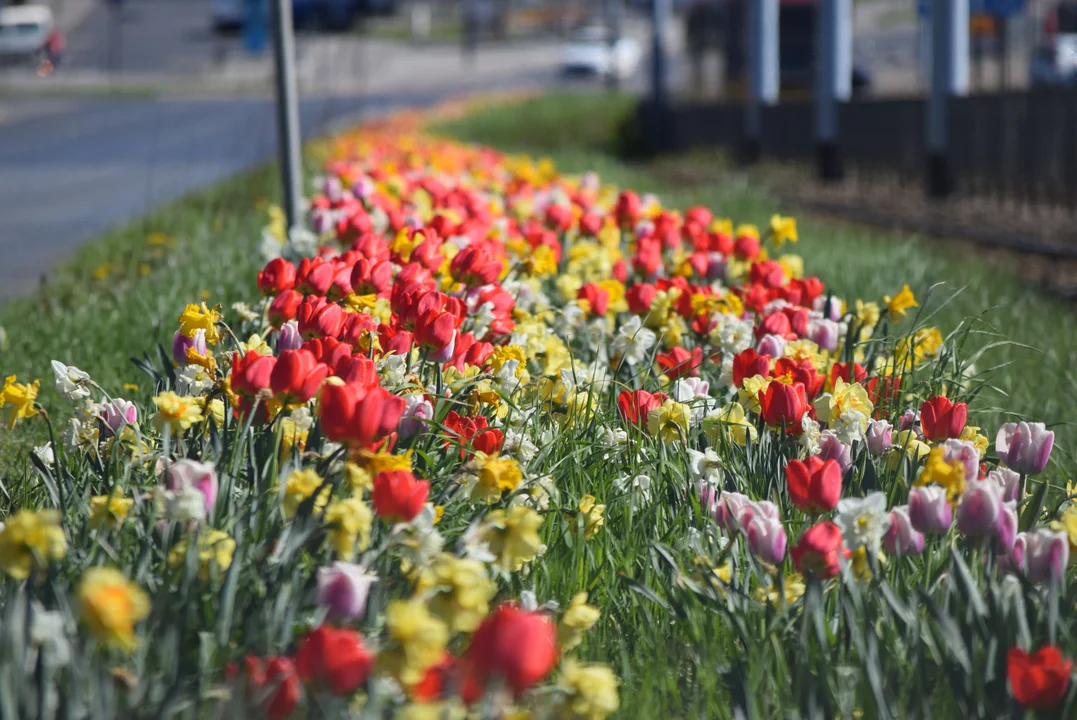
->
{"left": 814, "top": 0, "right": 852, "bottom": 180}
{"left": 927, "top": 0, "right": 969, "bottom": 197}
{"left": 744, "top": 0, "right": 778, "bottom": 162}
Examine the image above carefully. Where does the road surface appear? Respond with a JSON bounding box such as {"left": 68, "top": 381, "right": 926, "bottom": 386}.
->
{"left": 0, "top": 72, "right": 556, "bottom": 301}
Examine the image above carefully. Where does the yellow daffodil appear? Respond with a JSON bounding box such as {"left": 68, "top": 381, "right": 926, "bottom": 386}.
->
{"left": 768, "top": 214, "right": 798, "bottom": 247}
{"left": 413, "top": 553, "right": 495, "bottom": 634}
{"left": 482, "top": 506, "right": 545, "bottom": 572}
{"left": 324, "top": 498, "right": 373, "bottom": 560}
{"left": 77, "top": 567, "right": 150, "bottom": 652}
{"left": 282, "top": 469, "right": 331, "bottom": 518}
{"left": 559, "top": 592, "right": 601, "bottom": 650}
{"left": 167, "top": 529, "right": 236, "bottom": 580}
{"left": 883, "top": 284, "right": 918, "bottom": 323}
{"left": 177, "top": 302, "right": 222, "bottom": 345}
{"left": 556, "top": 660, "right": 621, "bottom": 720}
{"left": 152, "top": 392, "right": 204, "bottom": 433}
{"left": 703, "top": 402, "right": 758, "bottom": 446}
{"left": 472, "top": 455, "right": 524, "bottom": 504}
{"left": 1, "top": 375, "right": 40, "bottom": 429}
{"left": 915, "top": 446, "right": 967, "bottom": 504}
{"left": 380, "top": 599, "right": 449, "bottom": 686}
{"left": 88, "top": 492, "right": 134, "bottom": 531}
{"left": 0, "top": 509, "right": 66, "bottom": 579}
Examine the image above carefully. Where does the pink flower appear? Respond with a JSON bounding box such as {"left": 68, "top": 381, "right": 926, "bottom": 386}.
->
{"left": 747, "top": 514, "right": 787, "bottom": 565}
{"left": 941, "top": 439, "right": 980, "bottom": 484}
{"left": 984, "top": 467, "right": 1021, "bottom": 503}
{"left": 866, "top": 419, "right": 893, "bottom": 455}
{"left": 100, "top": 398, "right": 138, "bottom": 436}
{"left": 1024, "top": 529, "right": 1071, "bottom": 583}
{"left": 316, "top": 562, "right": 376, "bottom": 623}
{"left": 908, "top": 485, "right": 952, "bottom": 534}
{"left": 956, "top": 482, "right": 1002, "bottom": 537}
{"left": 883, "top": 506, "right": 924, "bottom": 557}
{"left": 165, "top": 459, "right": 219, "bottom": 516}
{"left": 996, "top": 422, "right": 1055, "bottom": 476}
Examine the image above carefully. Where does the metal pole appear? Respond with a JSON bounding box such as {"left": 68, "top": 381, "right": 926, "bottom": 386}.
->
{"left": 606, "top": 0, "right": 621, "bottom": 90}
{"left": 271, "top": 0, "right": 303, "bottom": 230}
{"left": 650, "top": 0, "right": 671, "bottom": 106}
{"left": 926, "top": 0, "right": 969, "bottom": 198}
{"left": 814, "top": 0, "right": 851, "bottom": 181}
{"left": 744, "top": 0, "right": 778, "bottom": 163}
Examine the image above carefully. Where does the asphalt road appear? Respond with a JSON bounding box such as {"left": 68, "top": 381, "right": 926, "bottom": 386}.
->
{"left": 0, "top": 74, "right": 558, "bottom": 301}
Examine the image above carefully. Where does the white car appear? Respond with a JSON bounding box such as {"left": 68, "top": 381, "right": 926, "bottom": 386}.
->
{"left": 561, "top": 26, "right": 641, "bottom": 80}
{"left": 0, "top": 5, "right": 53, "bottom": 62}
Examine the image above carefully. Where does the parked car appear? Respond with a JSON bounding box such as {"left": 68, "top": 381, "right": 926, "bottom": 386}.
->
{"left": 561, "top": 25, "right": 641, "bottom": 80}
{"left": 0, "top": 5, "right": 53, "bottom": 64}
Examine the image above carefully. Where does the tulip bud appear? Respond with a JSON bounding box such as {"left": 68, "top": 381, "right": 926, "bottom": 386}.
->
{"left": 866, "top": 419, "right": 893, "bottom": 455}
{"left": 816, "top": 431, "right": 853, "bottom": 472}
{"left": 172, "top": 328, "right": 207, "bottom": 366}
{"left": 956, "top": 483, "right": 1003, "bottom": 537}
{"left": 983, "top": 466, "right": 1021, "bottom": 503}
{"left": 996, "top": 500, "right": 1018, "bottom": 551}
{"left": 996, "top": 421, "right": 1055, "bottom": 476}
{"left": 747, "top": 515, "right": 787, "bottom": 565}
{"left": 808, "top": 318, "right": 840, "bottom": 352}
{"left": 756, "top": 333, "right": 787, "bottom": 358}
{"left": 279, "top": 321, "right": 303, "bottom": 352}
{"left": 1023, "top": 528, "right": 1070, "bottom": 583}
{"left": 164, "top": 459, "right": 219, "bottom": 517}
{"left": 942, "top": 439, "right": 980, "bottom": 485}
{"left": 883, "top": 506, "right": 924, "bottom": 556}
{"left": 316, "top": 562, "right": 376, "bottom": 623}
{"left": 100, "top": 398, "right": 138, "bottom": 436}
{"left": 398, "top": 395, "right": 433, "bottom": 440}
{"left": 908, "top": 485, "right": 952, "bottom": 534}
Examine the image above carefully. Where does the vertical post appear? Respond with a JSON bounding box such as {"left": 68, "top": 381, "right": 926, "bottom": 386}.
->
{"left": 607, "top": 0, "right": 622, "bottom": 90}
{"left": 270, "top": 0, "right": 303, "bottom": 230}
{"left": 650, "top": 0, "right": 671, "bottom": 106}
{"left": 926, "top": 0, "right": 969, "bottom": 198}
{"left": 815, "top": 0, "right": 851, "bottom": 181}
{"left": 744, "top": 0, "right": 778, "bottom": 163}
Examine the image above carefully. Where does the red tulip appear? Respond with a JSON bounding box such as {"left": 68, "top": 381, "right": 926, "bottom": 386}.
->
{"left": 733, "top": 233, "right": 760, "bottom": 260}
{"left": 1008, "top": 646, "right": 1072, "bottom": 710}
{"left": 258, "top": 258, "right": 297, "bottom": 296}
{"left": 295, "top": 625, "right": 374, "bottom": 696}
{"left": 828, "top": 361, "right": 867, "bottom": 389}
{"left": 578, "top": 212, "right": 603, "bottom": 237}
{"left": 372, "top": 470, "right": 429, "bottom": 523}
{"left": 231, "top": 351, "right": 277, "bottom": 397}
{"left": 271, "top": 349, "right": 330, "bottom": 404}
{"left": 349, "top": 258, "right": 393, "bottom": 296}
{"left": 411, "top": 652, "right": 457, "bottom": 702}
{"left": 615, "top": 191, "right": 641, "bottom": 228}
{"left": 758, "top": 382, "right": 809, "bottom": 432}
{"left": 414, "top": 309, "right": 456, "bottom": 353}
{"left": 749, "top": 260, "right": 785, "bottom": 289}
{"left": 626, "top": 283, "right": 658, "bottom": 315}
{"left": 226, "top": 656, "right": 301, "bottom": 719}
{"left": 732, "top": 348, "right": 771, "bottom": 388}
{"left": 617, "top": 389, "right": 666, "bottom": 426}
{"left": 334, "top": 355, "right": 378, "bottom": 388}
{"left": 576, "top": 283, "right": 609, "bottom": 317}
{"left": 656, "top": 346, "right": 703, "bottom": 380}
{"left": 771, "top": 358, "right": 824, "bottom": 399}
{"left": 465, "top": 604, "right": 558, "bottom": 695}
{"left": 297, "top": 297, "right": 345, "bottom": 341}
{"left": 791, "top": 521, "right": 845, "bottom": 579}
{"left": 303, "top": 337, "right": 352, "bottom": 370}
{"left": 920, "top": 396, "right": 967, "bottom": 441}
{"left": 450, "top": 244, "right": 502, "bottom": 287}
{"left": 269, "top": 289, "right": 304, "bottom": 327}
{"left": 319, "top": 383, "right": 405, "bottom": 448}
{"left": 296, "top": 256, "right": 337, "bottom": 296}
{"left": 378, "top": 324, "right": 414, "bottom": 358}
{"left": 472, "top": 428, "right": 504, "bottom": 456}
{"left": 786, "top": 457, "right": 843, "bottom": 513}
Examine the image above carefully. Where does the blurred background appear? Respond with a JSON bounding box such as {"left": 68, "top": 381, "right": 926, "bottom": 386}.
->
{"left": 1, "top": 0, "right": 1075, "bottom": 297}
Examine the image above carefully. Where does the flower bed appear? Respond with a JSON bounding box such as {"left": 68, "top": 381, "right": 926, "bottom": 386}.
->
{"left": 0, "top": 105, "right": 1074, "bottom": 717}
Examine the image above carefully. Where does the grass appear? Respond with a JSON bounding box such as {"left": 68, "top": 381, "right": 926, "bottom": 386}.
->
{"left": 1, "top": 91, "right": 1075, "bottom": 716}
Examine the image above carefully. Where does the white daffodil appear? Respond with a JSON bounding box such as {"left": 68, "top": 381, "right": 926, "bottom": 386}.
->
{"left": 610, "top": 315, "right": 656, "bottom": 367}
{"left": 51, "top": 360, "right": 92, "bottom": 402}
{"left": 836, "top": 492, "right": 892, "bottom": 551}
{"left": 687, "top": 448, "right": 723, "bottom": 485}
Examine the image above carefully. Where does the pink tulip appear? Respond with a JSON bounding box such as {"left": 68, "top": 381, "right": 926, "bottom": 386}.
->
{"left": 172, "top": 328, "right": 207, "bottom": 366}
{"left": 883, "top": 506, "right": 925, "bottom": 557}
{"left": 165, "top": 459, "right": 219, "bottom": 516}
{"left": 996, "top": 422, "right": 1055, "bottom": 476}
{"left": 278, "top": 321, "right": 303, "bottom": 352}
{"left": 866, "top": 419, "right": 893, "bottom": 455}
{"left": 817, "top": 431, "right": 853, "bottom": 472}
{"left": 756, "top": 334, "right": 786, "bottom": 359}
{"left": 908, "top": 485, "right": 952, "bottom": 534}
{"left": 100, "top": 398, "right": 138, "bottom": 436}
{"left": 996, "top": 501, "right": 1018, "bottom": 551}
{"left": 942, "top": 439, "right": 980, "bottom": 485}
{"left": 956, "top": 483, "right": 1003, "bottom": 537}
{"left": 984, "top": 467, "right": 1021, "bottom": 503}
{"left": 747, "top": 515, "right": 787, "bottom": 565}
{"left": 316, "top": 562, "right": 376, "bottom": 623}
{"left": 1024, "top": 529, "right": 1070, "bottom": 583}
